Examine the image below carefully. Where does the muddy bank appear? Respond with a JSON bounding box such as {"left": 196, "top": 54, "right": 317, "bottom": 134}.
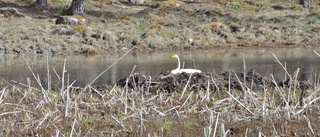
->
{"left": 0, "top": 0, "right": 320, "bottom": 55}
{"left": 114, "top": 69, "right": 312, "bottom": 93}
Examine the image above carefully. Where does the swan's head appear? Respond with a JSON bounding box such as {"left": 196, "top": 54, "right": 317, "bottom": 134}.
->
{"left": 171, "top": 54, "right": 178, "bottom": 58}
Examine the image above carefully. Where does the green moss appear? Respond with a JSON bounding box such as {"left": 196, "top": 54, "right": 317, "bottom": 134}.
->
{"left": 160, "top": 29, "right": 177, "bottom": 39}
{"left": 74, "top": 25, "right": 84, "bottom": 33}
{"left": 161, "top": 120, "right": 173, "bottom": 131}
{"left": 184, "top": 120, "right": 194, "bottom": 129}
{"left": 226, "top": 1, "right": 243, "bottom": 10}
{"left": 120, "top": 15, "right": 131, "bottom": 21}
{"left": 149, "top": 24, "right": 162, "bottom": 30}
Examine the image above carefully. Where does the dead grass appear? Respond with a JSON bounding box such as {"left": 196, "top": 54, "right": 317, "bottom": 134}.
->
{"left": 1, "top": 0, "right": 320, "bottom": 54}
{"left": 0, "top": 2, "right": 320, "bottom": 135}
{"left": 0, "top": 51, "right": 320, "bottom": 136}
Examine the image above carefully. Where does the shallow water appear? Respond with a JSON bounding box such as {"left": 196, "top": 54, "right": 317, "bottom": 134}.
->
{"left": 1, "top": 47, "right": 320, "bottom": 87}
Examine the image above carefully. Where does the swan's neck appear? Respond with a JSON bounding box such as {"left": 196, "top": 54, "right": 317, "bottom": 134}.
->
{"left": 176, "top": 56, "right": 181, "bottom": 70}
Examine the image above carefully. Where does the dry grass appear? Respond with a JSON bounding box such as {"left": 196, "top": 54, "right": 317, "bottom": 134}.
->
{"left": 1, "top": 0, "right": 320, "bottom": 135}
{"left": 0, "top": 51, "right": 320, "bottom": 136}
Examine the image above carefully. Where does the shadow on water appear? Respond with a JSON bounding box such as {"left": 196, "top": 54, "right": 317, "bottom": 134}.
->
{"left": 1, "top": 47, "right": 320, "bottom": 87}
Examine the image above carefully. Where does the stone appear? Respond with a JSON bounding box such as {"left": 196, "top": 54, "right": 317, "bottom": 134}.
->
{"left": 56, "top": 16, "right": 86, "bottom": 25}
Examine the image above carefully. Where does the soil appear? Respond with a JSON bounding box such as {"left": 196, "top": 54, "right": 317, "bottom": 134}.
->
{"left": 1, "top": 0, "right": 320, "bottom": 55}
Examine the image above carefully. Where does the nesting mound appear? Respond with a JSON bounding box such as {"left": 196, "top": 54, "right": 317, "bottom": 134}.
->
{"left": 117, "top": 69, "right": 311, "bottom": 93}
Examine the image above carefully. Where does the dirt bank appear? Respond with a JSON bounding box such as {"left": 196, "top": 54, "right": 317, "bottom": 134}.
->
{"left": 0, "top": 0, "right": 320, "bottom": 55}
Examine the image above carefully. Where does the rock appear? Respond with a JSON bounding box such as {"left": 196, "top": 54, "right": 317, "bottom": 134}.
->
{"left": 229, "top": 24, "right": 245, "bottom": 32}
{"left": 82, "top": 29, "right": 93, "bottom": 38}
{"left": 255, "top": 34, "right": 266, "bottom": 42}
{"left": 56, "top": 16, "right": 86, "bottom": 25}
{"left": 53, "top": 27, "right": 76, "bottom": 35}
{"left": 90, "top": 30, "right": 118, "bottom": 47}
{"left": 128, "top": 0, "right": 145, "bottom": 4}
{"left": 210, "top": 22, "right": 229, "bottom": 31}
{"left": 311, "top": 27, "right": 320, "bottom": 33}
{"left": 81, "top": 46, "right": 99, "bottom": 54}
{"left": 237, "top": 32, "right": 256, "bottom": 41}
{"left": 257, "top": 27, "right": 267, "bottom": 33}
{"left": 103, "top": 31, "right": 118, "bottom": 47}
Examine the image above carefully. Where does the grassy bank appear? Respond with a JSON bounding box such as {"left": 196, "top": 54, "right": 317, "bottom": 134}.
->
{"left": 1, "top": 0, "right": 320, "bottom": 54}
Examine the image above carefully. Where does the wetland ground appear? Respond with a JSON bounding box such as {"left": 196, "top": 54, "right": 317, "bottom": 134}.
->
{"left": 1, "top": 0, "right": 320, "bottom": 136}
{"left": 1, "top": 0, "right": 320, "bottom": 54}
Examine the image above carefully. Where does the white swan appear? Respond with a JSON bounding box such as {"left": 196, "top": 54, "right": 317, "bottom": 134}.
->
{"left": 170, "top": 54, "right": 201, "bottom": 74}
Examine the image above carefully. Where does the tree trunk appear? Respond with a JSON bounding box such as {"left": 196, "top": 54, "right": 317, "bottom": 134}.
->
{"left": 35, "top": 0, "right": 48, "bottom": 6}
{"left": 62, "top": 0, "right": 87, "bottom": 15}
{"left": 300, "top": 0, "right": 313, "bottom": 8}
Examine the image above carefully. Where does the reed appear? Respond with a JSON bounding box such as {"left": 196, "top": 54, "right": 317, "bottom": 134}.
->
{"left": 0, "top": 52, "right": 320, "bottom": 136}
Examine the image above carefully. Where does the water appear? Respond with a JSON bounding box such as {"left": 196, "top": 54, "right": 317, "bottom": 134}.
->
{"left": 1, "top": 47, "right": 320, "bottom": 87}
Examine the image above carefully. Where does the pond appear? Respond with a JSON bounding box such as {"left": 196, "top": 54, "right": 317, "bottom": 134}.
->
{"left": 1, "top": 47, "right": 320, "bottom": 87}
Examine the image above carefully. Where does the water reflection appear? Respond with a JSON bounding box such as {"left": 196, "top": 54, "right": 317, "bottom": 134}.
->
{"left": 1, "top": 47, "right": 320, "bottom": 87}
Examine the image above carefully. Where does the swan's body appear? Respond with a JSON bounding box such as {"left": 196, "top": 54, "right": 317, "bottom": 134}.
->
{"left": 170, "top": 54, "right": 201, "bottom": 74}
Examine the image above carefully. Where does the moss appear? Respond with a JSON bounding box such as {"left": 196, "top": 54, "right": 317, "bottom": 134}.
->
{"left": 160, "top": 29, "right": 176, "bottom": 39}
{"left": 253, "top": 23, "right": 266, "bottom": 28}
{"left": 155, "top": 0, "right": 183, "bottom": 9}
{"left": 226, "top": 1, "right": 243, "bottom": 10}
{"left": 60, "top": 15, "right": 84, "bottom": 21}
{"left": 74, "top": 25, "right": 84, "bottom": 33}
{"left": 209, "top": 22, "right": 223, "bottom": 28}
{"left": 90, "top": 0, "right": 112, "bottom": 8}
{"left": 161, "top": 120, "right": 173, "bottom": 131}
{"left": 229, "top": 23, "right": 244, "bottom": 29}
{"left": 149, "top": 24, "right": 162, "bottom": 30}
{"left": 120, "top": 15, "right": 131, "bottom": 21}
{"left": 184, "top": 120, "right": 194, "bottom": 129}
{"left": 291, "top": 4, "right": 304, "bottom": 10}
{"left": 214, "top": 0, "right": 236, "bottom": 4}
{"left": 310, "top": 6, "right": 320, "bottom": 13}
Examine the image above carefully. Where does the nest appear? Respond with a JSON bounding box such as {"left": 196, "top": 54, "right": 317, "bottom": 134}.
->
{"left": 116, "top": 69, "right": 311, "bottom": 93}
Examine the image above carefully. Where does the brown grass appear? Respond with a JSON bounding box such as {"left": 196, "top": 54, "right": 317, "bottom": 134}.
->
{"left": 0, "top": 52, "right": 320, "bottom": 136}
{"left": 0, "top": 1, "right": 320, "bottom": 135}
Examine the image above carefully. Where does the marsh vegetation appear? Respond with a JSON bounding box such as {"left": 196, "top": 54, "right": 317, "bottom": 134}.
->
{"left": 1, "top": 51, "right": 320, "bottom": 136}
{"left": 1, "top": 0, "right": 320, "bottom": 136}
